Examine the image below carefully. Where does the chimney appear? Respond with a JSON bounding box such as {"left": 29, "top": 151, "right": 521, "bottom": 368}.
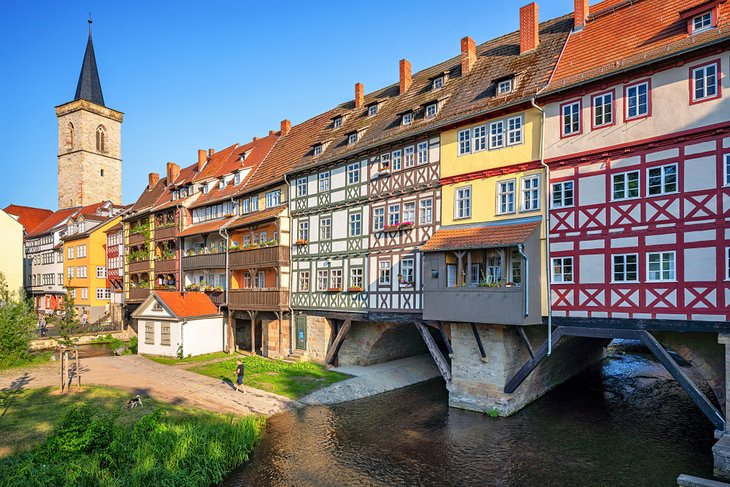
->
{"left": 197, "top": 150, "right": 206, "bottom": 172}
{"left": 148, "top": 172, "right": 159, "bottom": 190}
{"left": 166, "top": 162, "right": 180, "bottom": 185}
{"left": 253, "top": 136, "right": 258, "bottom": 142}
{"left": 269, "top": 130, "right": 275, "bottom": 136}
{"left": 399, "top": 59, "right": 412, "bottom": 94}
{"left": 520, "top": 2, "right": 539, "bottom": 54}
{"left": 280, "top": 119, "right": 291, "bottom": 136}
{"left": 208, "top": 148, "right": 215, "bottom": 156}
{"left": 574, "top": 0, "right": 589, "bottom": 30}
{"left": 355, "top": 83, "right": 364, "bottom": 109}
{"left": 461, "top": 37, "right": 476, "bottom": 75}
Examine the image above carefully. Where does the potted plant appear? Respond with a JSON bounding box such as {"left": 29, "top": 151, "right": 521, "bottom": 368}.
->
{"left": 383, "top": 224, "right": 400, "bottom": 233}
{"left": 186, "top": 249, "right": 195, "bottom": 257}
{"left": 295, "top": 239, "right": 308, "bottom": 246}
{"left": 347, "top": 286, "right": 363, "bottom": 293}
{"left": 326, "top": 287, "right": 343, "bottom": 292}
{"left": 399, "top": 221, "right": 414, "bottom": 230}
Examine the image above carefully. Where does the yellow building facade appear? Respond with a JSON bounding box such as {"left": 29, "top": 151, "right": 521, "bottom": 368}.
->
{"left": 0, "top": 209, "right": 25, "bottom": 298}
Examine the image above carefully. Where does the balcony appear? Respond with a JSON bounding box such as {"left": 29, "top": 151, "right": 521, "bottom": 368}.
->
{"left": 128, "top": 232, "right": 147, "bottom": 246}
{"left": 182, "top": 253, "right": 226, "bottom": 271}
{"left": 205, "top": 290, "right": 225, "bottom": 306}
{"left": 127, "top": 288, "right": 150, "bottom": 302}
{"left": 128, "top": 260, "right": 152, "bottom": 274}
{"left": 154, "top": 258, "right": 177, "bottom": 274}
{"left": 229, "top": 245, "right": 289, "bottom": 269}
{"left": 229, "top": 288, "right": 288, "bottom": 310}
{"left": 423, "top": 286, "right": 531, "bottom": 324}
{"left": 155, "top": 225, "right": 177, "bottom": 240}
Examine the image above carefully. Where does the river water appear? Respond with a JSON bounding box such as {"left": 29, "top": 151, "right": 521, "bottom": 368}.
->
{"left": 223, "top": 342, "right": 716, "bottom": 486}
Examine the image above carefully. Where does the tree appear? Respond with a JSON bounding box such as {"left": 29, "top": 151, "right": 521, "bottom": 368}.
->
{"left": 57, "top": 280, "right": 79, "bottom": 347}
{"left": 0, "top": 271, "right": 9, "bottom": 304}
{"left": 0, "top": 272, "right": 36, "bottom": 365}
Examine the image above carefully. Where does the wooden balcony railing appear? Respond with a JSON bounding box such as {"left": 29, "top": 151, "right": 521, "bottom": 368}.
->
{"left": 154, "top": 258, "right": 177, "bottom": 274}
{"left": 154, "top": 225, "right": 177, "bottom": 240}
{"left": 228, "top": 288, "right": 288, "bottom": 310}
{"left": 128, "top": 232, "right": 147, "bottom": 246}
{"left": 127, "top": 288, "right": 150, "bottom": 301}
{"left": 182, "top": 253, "right": 226, "bottom": 270}
{"left": 229, "top": 245, "right": 290, "bottom": 269}
{"left": 128, "top": 260, "right": 152, "bottom": 273}
{"left": 205, "top": 291, "right": 225, "bottom": 306}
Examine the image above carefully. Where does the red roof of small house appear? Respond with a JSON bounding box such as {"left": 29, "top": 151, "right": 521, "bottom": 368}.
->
{"left": 420, "top": 220, "right": 540, "bottom": 252}
{"left": 549, "top": 0, "right": 730, "bottom": 90}
{"left": 154, "top": 291, "right": 220, "bottom": 318}
{"left": 3, "top": 205, "right": 53, "bottom": 233}
{"left": 26, "top": 207, "right": 80, "bottom": 237}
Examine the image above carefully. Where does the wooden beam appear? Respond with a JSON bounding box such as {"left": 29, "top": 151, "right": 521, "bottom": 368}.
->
{"left": 504, "top": 327, "right": 564, "bottom": 394}
{"left": 471, "top": 323, "right": 486, "bottom": 359}
{"left": 438, "top": 322, "right": 453, "bottom": 355}
{"left": 517, "top": 326, "right": 535, "bottom": 359}
{"left": 324, "top": 319, "right": 351, "bottom": 366}
{"left": 638, "top": 330, "right": 726, "bottom": 432}
{"left": 415, "top": 320, "right": 451, "bottom": 383}
{"left": 550, "top": 316, "right": 730, "bottom": 333}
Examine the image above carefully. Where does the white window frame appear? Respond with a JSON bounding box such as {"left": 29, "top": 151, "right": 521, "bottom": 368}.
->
{"left": 296, "top": 177, "right": 307, "bottom": 197}
{"left": 507, "top": 116, "right": 523, "bottom": 146}
{"left": 313, "top": 144, "right": 323, "bottom": 156}
{"left": 497, "top": 179, "right": 516, "bottom": 215}
{"left": 402, "top": 112, "right": 413, "bottom": 125}
{"left": 318, "top": 171, "right": 330, "bottom": 192}
{"left": 347, "top": 163, "right": 360, "bottom": 185}
{"left": 489, "top": 120, "right": 504, "bottom": 149}
{"left": 403, "top": 202, "right": 415, "bottom": 224}
{"left": 497, "top": 78, "right": 513, "bottom": 95}
{"left": 473, "top": 125, "right": 487, "bottom": 152}
{"left": 330, "top": 269, "right": 343, "bottom": 289}
{"left": 348, "top": 133, "right": 358, "bottom": 145}
{"left": 647, "top": 251, "right": 676, "bottom": 282}
{"left": 692, "top": 62, "right": 719, "bottom": 102}
{"left": 400, "top": 259, "right": 415, "bottom": 286}
{"left": 392, "top": 150, "right": 402, "bottom": 171}
{"left": 455, "top": 186, "right": 472, "bottom": 219}
{"left": 647, "top": 163, "right": 678, "bottom": 196}
{"left": 319, "top": 217, "right": 332, "bottom": 241}
{"left": 592, "top": 92, "right": 613, "bottom": 127}
{"left": 404, "top": 146, "right": 415, "bottom": 168}
{"left": 349, "top": 213, "right": 362, "bottom": 237}
{"left": 333, "top": 117, "right": 342, "bottom": 129}
{"left": 726, "top": 247, "right": 730, "bottom": 281}
{"left": 458, "top": 129, "right": 471, "bottom": 155}
{"left": 521, "top": 175, "right": 540, "bottom": 212}
{"left": 612, "top": 254, "right": 639, "bottom": 283}
{"left": 373, "top": 207, "right": 385, "bottom": 231}
{"left": 317, "top": 270, "right": 329, "bottom": 291}
{"left": 96, "top": 266, "right": 107, "bottom": 279}
{"left": 425, "top": 104, "right": 437, "bottom": 118}
{"left": 81, "top": 288, "right": 88, "bottom": 300}
{"left": 368, "top": 104, "right": 378, "bottom": 116}
{"left": 265, "top": 190, "right": 281, "bottom": 208}
{"left": 234, "top": 172, "right": 241, "bottom": 185}
{"left": 297, "top": 221, "right": 309, "bottom": 242}
{"left": 625, "top": 81, "right": 649, "bottom": 119}
{"left": 378, "top": 261, "right": 391, "bottom": 285}
{"left": 693, "top": 12, "right": 712, "bottom": 33}
{"left": 350, "top": 267, "right": 363, "bottom": 289}
{"left": 724, "top": 154, "right": 730, "bottom": 187}
{"left": 388, "top": 204, "right": 401, "bottom": 226}
{"left": 417, "top": 142, "right": 429, "bottom": 164}
{"left": 432, "top": 76, "right": 444, "bottom": 90}
{"left": 612, "top": 170, "right": 640, "bottom": 200}
{"left": 298, "top": 271, "right": 310, "bottom": 292}
{"left": 561, "top": 101, "right": 581, "bottom": 136}
{"left": 551, "top": 181, "right": 574, "bottom": 208}
{"left": 419, "top": 198, "right": 433, "bottom": 225}
{"left": 96, "top": 287, "right": 110, "bottom": 300}
{"left": 551, "top": 257, "right": 574, "bottom": 283}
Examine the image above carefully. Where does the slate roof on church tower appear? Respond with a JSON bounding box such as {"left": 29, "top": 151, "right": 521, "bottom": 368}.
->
{"left": 74, "top": 31, "right": 105, "bottom": 106}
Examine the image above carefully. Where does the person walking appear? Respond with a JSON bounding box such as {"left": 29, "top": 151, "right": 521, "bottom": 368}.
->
{"left": 81, "top": 309, "right": 88, "bottom": 326}
{"left": 39, "top": 314, "right": 46, "bottom": 337}
{"left": 235, "top": 359, "right": 246, "bottom": 393}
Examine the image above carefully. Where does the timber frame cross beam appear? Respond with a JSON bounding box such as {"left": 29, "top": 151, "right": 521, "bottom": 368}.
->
{"left": 324, "top": 319, "right": 351, "bottom": 366}
{"left": 415, "top": 320, "right": 451, "bottom": 383}
{"left": 503, "top": 326, "right": 726, "bottom": 431}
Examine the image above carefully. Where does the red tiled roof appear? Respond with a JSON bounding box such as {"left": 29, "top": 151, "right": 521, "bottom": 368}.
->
{"left": 26, "top": 207, "right": 79, "bottom": 237}
{"left": 178, "top": 218, "right": 234, "bottom": 237}
{"left": 549, "top": 0, "right": 730, "bottom": 90}
{"left": 154, "top": 291, "right": 220, "bottom": 318}
{"left": 420, "top": 221, "right": 539, "bottom": 252}
{"left": 224, "top": 205, "right": 286, "bottom": 230}
{"left": 191, "top": 143, "right": 241, "bottom": 182}
{"left": 3, "top": 205, "right": 53, "bottom": 233}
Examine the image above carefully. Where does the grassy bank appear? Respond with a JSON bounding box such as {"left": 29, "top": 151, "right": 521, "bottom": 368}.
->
{"left": 0, "top": 386, "right": 264, "bottom": 486}
{"left": 189, "top": 355, "right": 350, "bottom": 399}
{"left": 0, "top": 351, "right": 53, "bottom": 371}
{"left": 143, "top": 351, "right": 231, "bottom": 366}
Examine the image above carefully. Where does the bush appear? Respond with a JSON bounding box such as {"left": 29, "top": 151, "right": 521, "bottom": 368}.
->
{"left": 129, "top": 336, "right": 138, "bottom": 354}
{"left": 0, "top": 289, "right": 37, "bottom": 367}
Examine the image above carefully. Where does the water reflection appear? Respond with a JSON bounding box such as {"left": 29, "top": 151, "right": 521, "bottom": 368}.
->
{"left": 224, "top": 343, "right": 715, "bottom": 487}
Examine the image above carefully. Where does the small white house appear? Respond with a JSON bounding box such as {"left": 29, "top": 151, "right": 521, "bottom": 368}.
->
{"left": 132, "top": 291, "right": 224, "bottom": 357}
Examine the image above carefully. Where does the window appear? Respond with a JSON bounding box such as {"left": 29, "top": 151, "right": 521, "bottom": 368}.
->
{"left": 725, "top": 154, "right": 730, "bottom": 186}
{"left": 234, "top": 172, "right": 241, "bottom": 185}
{"left": 58, "top": 273, "right": 63, "bottom": 285}
{"left": 368, "top": 104, "right": 378, "bottom": 116}
{"left": 96, "top": 288, "right": 110, "bottom": 300}
{"left": 297, "top": 221, "right": 309, "bottom": 242}
{"left": 266, "top": 190, "right": 281, "bottom": 208}
{"left": 349, "top": 213, "right": 361, "bottom": 236}
{"left": 144, "top": 322, "right": 154, "bottom": 345}
{"left": 219, "top": 179, "right": 226, "bottom": 190}
{"left": 455, "top": 186, "right": 472, "bottom": 219}
{"left": 507, "top": 116, "right": 523, "bottom": 145}
{"left": 402, "top": 112, "right": 413, "bottom": 125}
{"left": 350, "top": 268, "right": 363, "bottom": 289}
{"left": 511, "top": 250, "right": 522, "bottom": 285}
{"left": 419, "top": 199, "right": 433, "bottom": 225}
{"left": 647, "top": 164, "right": 677, "bottom": 195}
{"left": 691, "top": 62, "right": 719, "bottom": 102}
{"left": 693, "top": 12, "right": 712, "bottom": 33}
{"left": 318, "top": 172, "right": 330, "bottom": 192}
{"left": 648, "top": 252, "right": 676, "bottom": 281}
{"left": 613, "top": 254, "right": 638, "bottom": 282}
{"left": 348, "top": 133, "right": 358, "bottom": 145}
{"left": 202, "top": 184, "right": 209, "bottom": 195}
{"left": 432, "top": 76, "right": 444, "bottom": 89}
{"left": 403, "top": 202, "right": 416, "bottom": 224}
{"left": 313, "top": 144, "right": 323, "bottom": 156}
{"left": 726, "top": 247, "right": 730, "bottom": 280}
{"left": 379, "top": 261, "right": 391, "bottom": 285}
{"left": 561, "top": 101, "right": 581, "bottom": 136}
{"left": 320, "top": 217, "right": 331, "bottom": 240}
{"left": 333, "top": 116, "right": 342, "bottom": 129}
{"left": 498, "top": 78, "right": 513, "bottom": 95}
{"left": 625, "top": 81, "right": 650, "bottom": 119}
{"left": 347, "top": 163, "right": 360, "bottom": 185}
{"left": 469, "top": 264, "right": 481, "bottom": 287}
{"left": 77, "top": 266, "right": 87, "bottom": 278}
{"left": 489, "top": 121, "right": 504, "bottom": 149}
{"left": 81, "top": 288, "right": 88, "bottom": 300}
{"left": 473, "top": 125, "right": 487, "bottom": 152}
{"left": 317, "top": 270, "right": 329, "bottom": 291}
{"left": 250, "top": 196, "right": 258, "bottom": 211}
{"left": 613, "top": 171, "right": 640, "bottom": 200}
{"left": 521, "top": 175, "right": 540, "bottom": 211}
{"left": 67, "top": 267, "right": 74, "bottom": 278}
{"left": 255, "top": 271, "right": 266, "bottom": 288}
{"left": 76, "top": 245, "right": 84, "bottom": 258}
{"left": 297, "top": 178, "right": 307, "bottom": 197}
{"left": 404, "top": 146, "right": 415, "bottom": 168}
{"left": 417, "top": 142, "right": 429, "bottom": 164}
{"left": 69, "top": 289, "right": 76, "bottom": 299}
{"left": 425, "top": 104, "right": 437, "bottom": 118}
{"left": 328, "top": 269, "right": 342, "bottom": 290}
{"left": 160, "top": 322, "right": 170, "bottom": 346}
{"left": 96, "top": 266, "right": 107, "bottom": 278}
{"left": 96, "top": 125, "right": 106, "bottom": 152}
{"left": 388, "top": 204, "right": 401, "bottom": 226}
{"left": 392, "top": 150, "right": 402, "bottom": 171}
{"left": 551, "top": 257, "right": 573, "bottom": 283}
{"left": 298, "top": 271, "right": 310, "bottom": 292}
{"left": 551, "top": 181, "right": 574, "bottom": 208}
{"left": 497, "top": 180, "right": 516, "bottom": 214}
{"left": 486, "top": 252, "right": 502, "bottom": 284}
{"left": 259, "top": 231, "right": 268, "bottom": 243}
{"left": 100, "top": 169, "right": 104, "bottom": 177}
{"left": 242, "top": 198, "right": 250, "bottom": 214}
{"left": 458, "top": 129, "right": 471, "bottom": 155}
{"left": 373, "top": 208, "right": 385, "bottom": 231}
{"left": 592, "top": 91, "right": 613, "bottom": 128}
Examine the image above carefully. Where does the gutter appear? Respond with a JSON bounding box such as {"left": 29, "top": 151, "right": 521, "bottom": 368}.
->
{"left": 517, "top": 243, "right": 529, "bottom": 318}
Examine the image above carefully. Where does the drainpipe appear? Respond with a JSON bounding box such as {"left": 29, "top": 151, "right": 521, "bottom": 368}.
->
{"left": 283, "top": 174, "right": 295, "bottom": 355}
{"left": 218, "top": 226, "right": 229, "bottom": 307}
{"left": 531, "top": 97, "right": 553, "bottom": 356}
{"left": 517, "top": 243, "right": 529, "bottom": 317}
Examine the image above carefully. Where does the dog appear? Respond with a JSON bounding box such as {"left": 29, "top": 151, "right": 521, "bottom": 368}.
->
{"left": 125, "top": 394, "right": 143, "bottom": 409}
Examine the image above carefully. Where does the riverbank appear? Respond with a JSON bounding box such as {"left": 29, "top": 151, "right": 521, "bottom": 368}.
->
{"left": 0, "top": 386, "right": 264, "bottom": 485}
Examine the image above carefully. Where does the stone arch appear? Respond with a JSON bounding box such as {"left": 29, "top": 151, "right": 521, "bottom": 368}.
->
{"left": 337, "top": 322, "right": 427, "bottom": 366}
{"left": 96, "top": 125, "right": 106, "bottom": 153}
{"left": 65, "top": 122, "right": 74, "bottom": 150}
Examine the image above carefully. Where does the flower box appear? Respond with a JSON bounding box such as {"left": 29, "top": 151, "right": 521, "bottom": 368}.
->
{"left": 326, "top": 287, "right": 342, "bottom": 293}
{"left": 399, "top": 282, "right": 414, "bottom": 288}
{"left": 398, "top": 221, "right": 414, "bottom": 230}
{"left": 383, "top": 225, "right": 401, "bottom": 233}
{"left": 295, "top": 239, "right": 309, "bottom": 246}
{"left": 347, "top": 286, "right": 363, "bottom": 293}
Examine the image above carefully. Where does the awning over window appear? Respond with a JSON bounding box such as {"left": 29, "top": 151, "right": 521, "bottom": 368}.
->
{"left": 420, "top": 220, "right": 540, "bottom": 253}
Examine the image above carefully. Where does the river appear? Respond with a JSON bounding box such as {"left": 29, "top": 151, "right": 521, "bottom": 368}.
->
{"left": 223, "top": 341, "right": 716, "bottom": 486}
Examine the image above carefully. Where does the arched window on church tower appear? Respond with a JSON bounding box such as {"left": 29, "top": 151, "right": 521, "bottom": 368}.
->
{"left": 65, "top": 123, "right": 74, "bottom": 150}
{"left": 96, "top": 125, "right": 106, "bottom": 153}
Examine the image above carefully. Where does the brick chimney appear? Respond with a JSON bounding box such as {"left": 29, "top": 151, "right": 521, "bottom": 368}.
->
{"left": 355, "top": 83, "right": 364, "bottom": 109}
{"left": 166, "top": 162, "right": 180, "bottom": 186}
{"left": 574, "top": 0, "right": 589, "bottom": 30}
{"left": 280, "top": 119, "right": 291, "bottom": 136}
{"left": 461, "top": 37, "right": 476, "bottom": 76}
{"left": 197, "top": 150, "right": 206, "bottom": 172}
{"left": 399, "top": 59, "right": 412, "bottom": 94}
{"left": 208, "top": 148, "right": 215, "bottom": 156}
{"left": 520, "top": 2, "right": 539, "bottom": 54}
{"left": 148, "top": 172, "right": 159, "bottom": 190}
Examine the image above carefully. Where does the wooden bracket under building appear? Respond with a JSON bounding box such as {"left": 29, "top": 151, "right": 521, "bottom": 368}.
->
{"left": 325, "top": 319, "right": 351, "bottom": 366}
{"left": 415, "top": 320, "right": 451, "bottom": 383}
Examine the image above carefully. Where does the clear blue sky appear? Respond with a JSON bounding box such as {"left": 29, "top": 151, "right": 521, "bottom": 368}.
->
{"left": 0, "top": 0, "right": 572, "bottom": 210}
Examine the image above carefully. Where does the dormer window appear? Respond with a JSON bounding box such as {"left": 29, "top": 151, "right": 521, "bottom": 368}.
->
{"left": 172, "top": 190, "right": 178, "bottom": 201}
{"left": 693, "top": 12, "right": 712, "bottom": 32}
{"left": 348, "top": 132, "right": 358, "bottom": 145}
{"left": 333, "top": 116, "right": 343, "bottom": 129}
{"left": 402, "top": 112, "right": 414, "bottom": 125}
{"left": 432, "top": 76, "right": 444, "bottom": 90}
{"left": 218, "top": 179, "right": 225, "bottom": 190}
{"left": 234, "top": 172, "right": 241, "bottom": 185}
{"left": 497, "top": 78, "right": 513, "bottom": 95}
{"left": 367, "top": 104, "right": 378, "bottom": 116}
{"left": 201, "top": 184, "right": 209, "bottom": 195}
{"left": 313, "top": 144, "right": 323, "bottom": 156}
{"left": 425, "top": 104, "right": 438, "bottom": 118}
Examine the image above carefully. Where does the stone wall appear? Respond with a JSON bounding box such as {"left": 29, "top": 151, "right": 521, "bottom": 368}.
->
{"left": 337, "top": 322, "right": 428, "bottom": 366}
{"left": 305, "top": 315, "right": 332, "bottom": 363}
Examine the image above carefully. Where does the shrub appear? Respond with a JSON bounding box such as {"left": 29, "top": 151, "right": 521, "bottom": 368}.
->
{"left": 0, "top": 283, "right": 37, "bottom": 366}
{"left": 129, "top": 336, "right": 138, "bottom": 354}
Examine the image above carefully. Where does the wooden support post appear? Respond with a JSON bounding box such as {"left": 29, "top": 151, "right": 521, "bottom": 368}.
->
{"left": 437, "top": 322, "right": 453, "bottom": 355}
{"left": 471, "top": 323, "right": 487, "bottom": 359}
{"left": 415, "top": 320, "right": 451, "bottom": 383}
{"left": 324, "top": 319, "right": 351, "bottom": 366}
{"left": 517, "top": 326, "right": 535, "bottom": 359}
{"left": 504, "top": 327, "right": 564, "bottom": 394}
{"left": 250, "top": 316, "right": 255, "bottom": 354}
{"left": 59, "top": 348, "right": 64, "bottom": 393}
{"left": 76, "top": 350, "right": 80, "bottom": 391}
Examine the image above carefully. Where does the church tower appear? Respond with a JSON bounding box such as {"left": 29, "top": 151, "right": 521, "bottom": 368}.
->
{"left": 56, "top": 22, "right": 123, "bottom": 209}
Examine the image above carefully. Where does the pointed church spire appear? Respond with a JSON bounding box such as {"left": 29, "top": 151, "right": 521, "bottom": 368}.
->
{"left": 74, "top": 18, "right": 105, "bottom": 107}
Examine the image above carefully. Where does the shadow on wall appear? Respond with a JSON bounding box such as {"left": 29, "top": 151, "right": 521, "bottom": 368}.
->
{"left": 337, "top": 322, "right": 427, "bottom": 366}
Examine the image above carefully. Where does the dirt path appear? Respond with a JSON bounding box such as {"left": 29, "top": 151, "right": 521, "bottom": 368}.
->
{"left": 0, "top": 355, "right": 298, "bottom": 417}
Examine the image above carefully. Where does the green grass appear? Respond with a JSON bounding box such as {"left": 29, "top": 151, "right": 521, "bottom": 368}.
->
{"left": 0, "top": 351, "right": 54, "bottom": 371}
{"left": 189, "top": 355, "right": 350, "bottom": 399}
{"left": 0, "top": 386, "right": 264, "bottom": 485}
{"left": 142, "top": 351, "right": 231, "bottom": 366}
{"left": 89, "top": 334, "right": 127, "bottom": 349}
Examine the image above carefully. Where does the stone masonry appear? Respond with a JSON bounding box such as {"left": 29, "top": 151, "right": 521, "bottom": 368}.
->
{"left": 337, "top": 321, "right": 427, "bottom": 366}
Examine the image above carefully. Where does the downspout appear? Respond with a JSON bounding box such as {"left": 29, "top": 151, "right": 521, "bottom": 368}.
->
{"left": 531, "top": 97, "right": 553, "bottom": 356}
{"left": 283, "top": 174, "right": 295, "bottom": 355}
{"left": 517, "top": 243, "right": 529, "bottom": 318}
{"left": 175, "top": 204, "right": 183, "bottom": 292}
{"left": 219, "top": 220, "right": 230, "bottom": 352}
